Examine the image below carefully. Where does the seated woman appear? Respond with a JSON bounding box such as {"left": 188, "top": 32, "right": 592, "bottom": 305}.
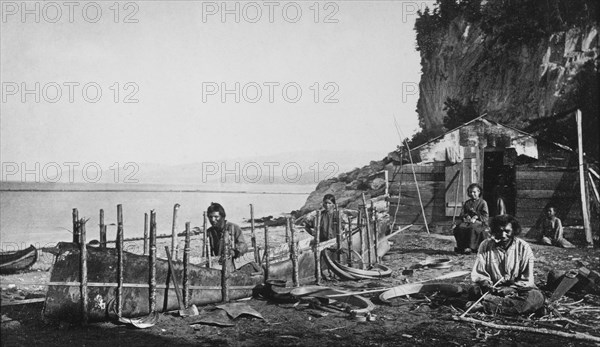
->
{"left": 452, "top": 183, "right": 489, "bottom": 254}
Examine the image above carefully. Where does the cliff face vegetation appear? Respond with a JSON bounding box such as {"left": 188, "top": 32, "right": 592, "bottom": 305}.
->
{"left": 414, "top": 0, "right": 599, "bottom": 159}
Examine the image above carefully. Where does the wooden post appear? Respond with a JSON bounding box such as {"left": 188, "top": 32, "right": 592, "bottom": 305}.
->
{"left": 371, "top": 201, "right": 379, "bottom": 264}
{"left": 143, "top": 213, "right": 149, "bottom": 255}
{"left": 72, "top": 208, "right": 79, "bottom": 244}
{"left": 576, "top": 110, "right": 593, "bottom": 247}
{"left": 361, "top": 194, "right": 372, "bottom": 266}
{"left": 314, "top": 212, "right": 321, "bottom": 284}
{"left": 203, "top": 212, "right": 212, "bottom": 268}
{"left": 335, "top": 209, "right": 342, "bottom": 263}
{"left": 99, "top": 209, "right": 106, "bottom": 248}
{"left": 347, "top": 216, "right": 353, "bottom": 267}
{"left": 183, "top": 222, "right": 191, "bottom": 308}
{"left": 149, "top": 211, "right": 157, "bottom": 312}
{"left": 116, "top": 204, "right": 124, "bottom": 317}
{"left": 264, "top": 224, "right": 270, "bottom": 283}
{"left": 221, "top": 224, "right": 230, "bottom": 302}
{"left": 289, "top": 217, "right": 299, "bottom": 287}
{"left": 358, "top": 209, "right": 364, "bottom": 269}
{"left": 285, "top": 216, "right": 290, "bottom": 244}
{"left": 588, "top": 172, "right": 600, "bottom": 203}
{"left": 171, "top": 203, "right": 180, "bottom": 259}
{"left": 452, "top": 170, "right": 462, "bottom": 225}
{"left": 250, "top": 204, "right": 259, "bottom": 265}
{"left": 79, "top": 218, "right": 88, "bottom": 324}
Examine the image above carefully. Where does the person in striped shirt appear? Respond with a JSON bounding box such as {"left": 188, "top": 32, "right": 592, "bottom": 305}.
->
{"left": 467, "top": 215, "right": 545, "bottom": 315}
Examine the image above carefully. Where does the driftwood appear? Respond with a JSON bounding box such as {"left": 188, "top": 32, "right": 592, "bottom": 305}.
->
{"left": 453, "top": 315, "right": 600, "bottom": 343}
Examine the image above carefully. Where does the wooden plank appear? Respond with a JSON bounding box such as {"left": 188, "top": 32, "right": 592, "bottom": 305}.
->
{"left": 516, "top": 198, "right": 579, "bottom": 209}
{"left": 517, "top": 170, "right": 578, "bottom": 180}
{"left": 0, "top": 298, "right": 46, "bottom": 306}
{"left": 517, "top": 180, "right": 579, "bottom": 191}
{"left": 393, "top": 173, "right": 445, "bottom": 181}
{"left": 516, "top": 190, "right": 581, "bottom": 199}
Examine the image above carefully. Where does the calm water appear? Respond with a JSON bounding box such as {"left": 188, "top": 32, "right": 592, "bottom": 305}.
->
{"left": 0, "top": 183, "right": 310, "bottom": 251}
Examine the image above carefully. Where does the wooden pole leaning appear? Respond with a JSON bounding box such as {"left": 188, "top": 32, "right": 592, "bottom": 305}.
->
{"left": 143, "top": 213, "right": 149, "bottom": 255}
{"left": 171, "top": 203, "right": 180, "bottom": 259}
{"left": 250, "top": 204, "right": 259, "bottom": 265}
{"left": 221, "top": 224, "right": 231, "bottom": 303}
{"left": 99, "top": 209, "right": 106, "bottom": 248}
{"left": 361, "top": 194, "right": 373, "bottom": 266}
{"left": 264, "top": 224, "right": 270, "bottom": 283}
{"left": 289, "top": 217, "right": 299, "bottom": 287}
{"left": 149, "top": 211, "right": 157, "bottom": 312}
{"left": 347, "top": 216, "right": 353, "bottom": 267}
{"left": 314, "top": 212, "right": 321, "bottom": 285}
{"left": 183, "top": 222, "right": 191, "bottom": 308}
{"left": 72, "top": 208, "right": 80, "bottom": 244}
{"left": 116, "top": 204, "right": 124, "bottom": 317}
{"left": 335, "top": 209, "right": 342, "bottom": 263}
{"left": 165, "top": 247, "right": 184, "bottom": 309}
{"left": 576, "top": 110, "right": 593, "bottom": 247}
{"left": 79, "top": 218, "right": 88, "bottom": 325}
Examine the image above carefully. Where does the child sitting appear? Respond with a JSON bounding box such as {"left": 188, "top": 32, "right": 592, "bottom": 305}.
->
{"left": 538, "top": 206, "right": 575, "bottom": 248}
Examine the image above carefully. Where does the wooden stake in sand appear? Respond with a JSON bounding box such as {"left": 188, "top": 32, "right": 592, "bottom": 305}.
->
{"left": 149, "top": 210, "right": 157, "bottom": 312}
{"left": 72, "top": 208, "right": 80, "bottom": 244}
{"left": 79, "top": 218, "right": 88, "bottom": 325}
{"left": 221, "top": 224, "right": 231, "bottom": 302}
{"left": 371, "top": 201, "right": 379, "bottom": 264}
{"left": 171, "top": 203, "right": 180, "bottom": 259}
{"left": 183, "top": 222, "right": 191, "bottom": 308}
{"left": 335, "top": 209, "right": 342, "bottom": 263}
{"left": 250, "top": 204, "right": 259, "bottom": 265}
{"left": 361, "top": 194, "right": 373, "bottom": 266}
{"left": 357, "top": 210, "right": 364, "bottom": 269}
{"left": 347, "top": 216, "right": 353, "bottom": 267}
{"left": 203, "top": 211, "right": 211, "bottom": 268}
{"left": 314, "top": 212, "right": 321, "bottom": 285}
{"left": 289, "top": 217, "right": 299, "bottom": 287}
{"left": 264, "top": 224, "right": 270, "bottom": 283}
{"left": 143, "top": 213, "right": 149, "bottom": 255}
{"left": 99, "top": 209, "right": 106, "bottom": 248}
{"left": 116, "top": 204, "right": 124, "bottom": 317}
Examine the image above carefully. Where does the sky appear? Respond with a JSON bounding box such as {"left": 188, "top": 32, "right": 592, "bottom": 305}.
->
{"left": 0, "top": 0, "right": 433, "bottom": 174}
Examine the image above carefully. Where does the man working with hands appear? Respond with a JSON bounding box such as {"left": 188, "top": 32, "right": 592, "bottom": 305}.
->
{"left": 468, "top": 214, "right": 545, "bottom": 315}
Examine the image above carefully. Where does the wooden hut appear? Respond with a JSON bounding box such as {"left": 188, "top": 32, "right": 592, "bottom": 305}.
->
{"left": 388, "top": 115, "right": 595, "bottom": 235}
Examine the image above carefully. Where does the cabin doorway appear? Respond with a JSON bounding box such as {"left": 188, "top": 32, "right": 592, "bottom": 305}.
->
{"left": 483, "top": 149, "right": 516, "bottom": 216}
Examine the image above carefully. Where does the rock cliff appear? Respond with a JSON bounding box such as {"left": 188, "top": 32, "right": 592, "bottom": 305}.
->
{"left": 297, "top": 0, "right": 599, "bottom": 217}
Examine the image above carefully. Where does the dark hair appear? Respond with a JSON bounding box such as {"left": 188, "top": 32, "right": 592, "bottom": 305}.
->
{"left": 323, "top": 194, "right": 336, "bottom": 205}
{"left": 545, "top": 205, "right": 556, "bottom": 212}
{"left": 467, "top": 183, "right": 483, "bottom": 195}
{"left": 207, "top": 202, "right": 226, "bottom": 218}
{"left": 490, "top": 214, "right": 521, "bottom": 236}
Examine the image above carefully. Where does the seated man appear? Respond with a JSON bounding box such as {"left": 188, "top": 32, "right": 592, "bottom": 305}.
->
{"left": 469, "top": 215, "right": 545, "bottom": 315}
{"left": 206, "top": 203, "right": 248, "bottom": 267}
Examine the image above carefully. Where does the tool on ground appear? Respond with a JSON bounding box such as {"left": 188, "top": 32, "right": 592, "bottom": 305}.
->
{"left": 549, "top": 269, "right": 580, "bottom": 303}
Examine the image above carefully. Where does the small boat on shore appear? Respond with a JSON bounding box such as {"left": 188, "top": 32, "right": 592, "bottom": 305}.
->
{"left": 0, "top": 245, "right": 38, "bottom": 274}
{"left": 44, "top": 225, "right": 409, "bottom": 322}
